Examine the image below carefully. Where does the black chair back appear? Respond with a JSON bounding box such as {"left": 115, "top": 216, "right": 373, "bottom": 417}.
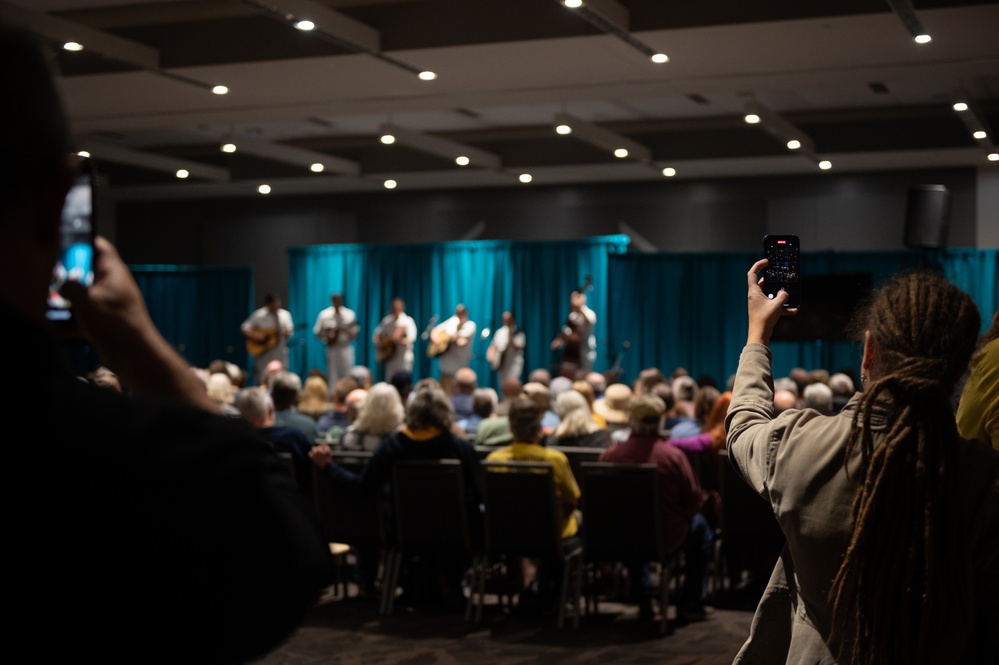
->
{"left": 482, "top": 461, "right": 561, "bottom": 557}
{"left": 580, "top": 462, "right": 664, "bottom": 562}
{"left": 392, "top": 459, "right": 471, "bottom": 554}
{"left": 311, "top": 459, "right": 384, "bottom": 548}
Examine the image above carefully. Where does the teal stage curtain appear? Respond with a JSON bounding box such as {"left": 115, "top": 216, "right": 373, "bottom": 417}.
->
{"left": 131, "top": 265, "right": 253, "bottom": 370}
{"left": 287, "top": 236, "right": 631, "bottom": 386}
{"left": 606, "top": 249, "right": 999, "bottom": 387}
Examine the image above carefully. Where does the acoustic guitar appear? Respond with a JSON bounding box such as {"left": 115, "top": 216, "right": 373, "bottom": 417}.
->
{"left": 246, "top": 327, "right": 280, "bottom": 357}
{"left": 427, "top": 329, "right": 452, "bottom": 358}
{"left": 375, "top": 334, "right": 398, "bottom": 363}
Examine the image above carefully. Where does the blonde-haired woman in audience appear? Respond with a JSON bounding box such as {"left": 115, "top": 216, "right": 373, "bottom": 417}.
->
{"left": 206, "top": 372, "right": 240, "bottom": 417}
{"left": 572, "top": 379, "right": 607, "bottom": 428}
{"left": 339, "top": 381, "right": 404, "bottom": 451}
{"left": 547, "top": 389, "right": 611, "bottom": 448}
{"left": 297, "top": 375, "right": 331, "bottom": 420}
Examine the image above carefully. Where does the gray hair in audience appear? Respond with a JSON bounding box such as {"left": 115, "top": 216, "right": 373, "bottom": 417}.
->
{"left": 267, "top": 370, "right": 302, "bottom": 410}
{"left": 774, "top": 377, "right": 799, "bottom": 397}
{"left": 353, "top": 382, "right": 404, "bottom": 436}
{"left": 828, "top": 373, "right": 855, "bottom": 396}
{"left": 803, "top": 382, "right": 834, "bottom": 413}
{"left": 671, "top": 374, "right": 697, "bottom": 401}
{"left": 236, "top": 388, "right": 272, "bottom": 424}
{"left": 472, "top": 388, "right": 498, "bottom": 418}
{"left": 404, "top": 385, "right": 455, "bottom": 431}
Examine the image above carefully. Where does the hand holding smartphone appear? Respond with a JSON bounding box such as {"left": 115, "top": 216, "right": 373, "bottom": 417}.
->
{"left": 762, "top": 234, "right": 800, "bottom": 309}
{"left": 46, "top": 155, "right": 96, "bottom": 332}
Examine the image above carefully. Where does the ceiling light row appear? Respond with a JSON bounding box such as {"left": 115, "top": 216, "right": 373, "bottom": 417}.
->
{"left": 952, "top": 92, "right": 997, "bottom": 161}
{"left": 559, "top": 0, "right": 668, "bottom": 64}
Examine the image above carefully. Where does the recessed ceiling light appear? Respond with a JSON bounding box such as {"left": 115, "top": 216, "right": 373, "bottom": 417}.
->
{"left": 295, "top": 20, "right": 315, "bottom": 31}
{"left": 221, "top": 143, "right": 236, "bottom": 153}
{"left": 455, "top": 156, "right": 470, "bottom": 166}
{"left": 744, "top": 114, "right": 761, "bottom": 124}
{"left": 787, "top": 139, "right": 802, "bottom": 150}
{"left": 418, "top": 71, "right": 437, "bottom": 81}
{"left": 257, "top": 184, "right": 271, "bottom": 194}
{"left": 953, "top": 102, "right": 969, "bottom": 112}
{"left": 555, "top": 124, "right": 572, "bottom": 135}
{"left": 519, "top": 173, "right": 533, "bottom": 184}
{"left": 77, "top": 151, "right": 90, "bottom": 158}
{"left": 614, "top": 148, "right": 629, "bottom": 158}
{"left": 384, "top": 179, "right": 397, "bottom": 189}
{"left": 914, "top": 34, "right": 932, "bottom": 44}
{"left": 212, "top": 85, "right": 228, "bottom": 95}
{"left": 63, "top": 42, "right": 83, "bottom": 52}
{"left": 988, "top": 153, "right": 998, "bottom": 162}
{"left": 310, "top": 163, "right": 324, "bottom": 173}
{"left": 818, "top": 160, "right": 832, "bottom": 170}
{"left": 973, "top": 130, "right": 988, "bottom": 139}
{"left": 650, "top": 53, "right": 669, "bottom": 64}
{"left": 176, "top": 169, "right": 189, "bottom": 179}
{"left": 564, "top": 0, "right": 582, "bottom": 8}
{"left": 380, "top": 134, "right": 396, "bottom": 145}
{"left": 662, "top": 167, "right": 676, "bottom": 177}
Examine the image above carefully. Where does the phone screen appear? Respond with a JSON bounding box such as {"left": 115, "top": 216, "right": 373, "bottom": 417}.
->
{"left": 46, "top": 159, "right": 95, "bottom": 323}
{"left": 762, "top": 235, "right": 800, "bottom": 308}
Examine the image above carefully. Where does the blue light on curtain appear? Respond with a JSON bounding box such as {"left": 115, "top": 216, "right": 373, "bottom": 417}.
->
{"left": 131, "top": 264, "right": 253, "bottom": 370}
{"left": 287, "top": 235, "right": 631, "bottom": 386}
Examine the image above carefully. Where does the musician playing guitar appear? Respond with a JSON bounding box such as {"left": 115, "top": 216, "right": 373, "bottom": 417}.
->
{"left": 372, "top": 297, "right": 417, "bottom": 381}
{"left": 313, "top": 293, "right": 359, "bottom": 386}
{"left": 550, "top": 288, "right": 597, "bottom": 379}
{"left": 242, "top": 293, "right": 295, "bottom": 386}
{"left": 428, "top": 304, "right": 477, "bottom": 376}
{"left": 487, "top": 310, "right": 526, "bottom": 382}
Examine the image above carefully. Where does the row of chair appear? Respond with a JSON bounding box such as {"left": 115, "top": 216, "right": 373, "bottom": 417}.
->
{"left": 310, "top": 454, "right": 680, "bottom": 634}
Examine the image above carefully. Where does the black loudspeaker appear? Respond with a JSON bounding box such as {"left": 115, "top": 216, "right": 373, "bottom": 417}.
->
{"left": 904, "top": 185, "right": 951, "bottom": 248}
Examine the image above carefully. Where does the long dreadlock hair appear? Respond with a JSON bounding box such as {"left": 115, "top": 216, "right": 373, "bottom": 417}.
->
{"left": 827, "top": 270, "right": 980, "bottom": 665}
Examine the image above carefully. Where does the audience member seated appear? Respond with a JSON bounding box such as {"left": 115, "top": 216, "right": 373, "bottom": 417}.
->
{"left": 594, "top": 383, "right": 633, "bottom": 441}
{"left": 670, "top": 375, "right": 698, "bottom": 421}
{"left": 236, "top": 382, "right": 315, "bottom": 501}
{"left": 339, "top": 381, "right": 405, "bottom": 452}
{"left": 585, "top": 371, "right": 606, "bottom": 399}
{"left": 827, "top": 372, "right": 856, "bottom": 414}
{"left": 523, "top": 381, "right": 559, "bottom": 434}
{"left": 572, "top": 379, "right": 607, "bottom": 428}
{"left": 348, "top": 365, "right": 373, "bottom": 390}
{"left": 773, "top": 388, "right": 797, "bottom": 414}
{"left": 957, "top": 309, "right": 999, "bottom": 451}
{"left": 309, "top": 384, "right": 484, "bottom": 609}
{"left": 485, "top": 397, "right": 582, "bottom": 611}
{"left": 670, "top": 385, "right": 719, "bottom": 440}
{"left": 599, "top": 395, "right": 712, "bottom": 623}
{"left": 475, "top": 413, "right": 513, "bottom": 447}
{"left": 206, "top": 372, "right": 240, "bottom": 417}
{"left": 450, "top": 367, "right": 478, "bottom": 420}
{"left": 634, "top": 367, "right": 667, "bottom": 397}
{"left": 268, "top": 370, "right": 319, "bottom": 441}
{"left": 548, "top": 375, "right": 573, "bottom": 405}
{"left": 495, "top": 376, "right": 523, "bottom": 416}
{"left": 389, "top": 370, "right": 413, "bottom": 404}
{"left": 457, "top": 387, "right": 496, "bottom": 439}
{"left": 802, "top": 382, "right": 834, "bottom": 415}
{"left": 316, "top": 376, "right": 360, "bottom": 439}
{"left": 547, "top": 390, "right": 611, "bottom": 448}
{"left": 297, "top": 374, "right": 331, "bottom": 420}
{"left": 528, "top": 368, "right": 552, "bottom": 387}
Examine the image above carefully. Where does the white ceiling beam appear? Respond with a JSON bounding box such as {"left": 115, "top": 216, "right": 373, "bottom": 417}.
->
{"left": 77, "top": 139, "right": 230, "bottom": 181}
{"left": 244, "top": 0, "right": 380, "bottom": 52}
{"left": 0, "top": 1, "right": 159, "bottom": 70}
{"left": 380, "top": 123, "right": 502, "bottom": 170}
{"left": 222, "top": 133, "right": 361, "bottom": 176}
{"left": 554, "top": 113, "right": 653, "bottom": 165}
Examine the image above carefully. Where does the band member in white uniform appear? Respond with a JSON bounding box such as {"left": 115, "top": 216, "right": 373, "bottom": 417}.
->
{"left": 551, "top": 290, "right": 597, "bottom": 377}
{"left": 487, "top": 310, "right": 526, "bottom": 383}
{"left": 241, "top": 293, "right": 295, "bottom": 386}
{"left": 373, "top": 297, "right": 417, "bottom": 381}
{"left": 313, "top": 293, "right": 359, "bottom": 387}
{"left": 429, "top": 304, "right": 477, "bottom": 376}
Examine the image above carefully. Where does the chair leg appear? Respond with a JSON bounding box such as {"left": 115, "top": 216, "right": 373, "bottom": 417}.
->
{"left": 572, "top": 554, "right": 584, "bottom": 629}
{"left": 557, "top": 554, "right": 571, "bottom": 629}
{"left": 380, "top": 549, "right": 401, "bottom": 616}
{"left": 659, "top": 559, "right": 671, "bottom": 636}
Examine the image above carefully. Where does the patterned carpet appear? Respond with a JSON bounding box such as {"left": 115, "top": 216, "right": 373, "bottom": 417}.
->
{"left": 251, "top": 589, "right": 755, "bottom": 665}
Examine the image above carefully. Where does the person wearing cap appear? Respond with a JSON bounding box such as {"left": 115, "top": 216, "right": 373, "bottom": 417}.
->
{"left": 599, "top": 394, "right": 712, "bottom": 623}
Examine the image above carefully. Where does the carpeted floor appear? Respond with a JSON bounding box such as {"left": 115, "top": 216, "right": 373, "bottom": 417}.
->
{"left": 252, "top": 588, "right": 755, "bottom": 665}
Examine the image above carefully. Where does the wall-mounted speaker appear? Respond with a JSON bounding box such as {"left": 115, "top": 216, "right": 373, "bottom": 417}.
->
{"left": 904, "top": 185, "right": 951, "bottom": 249}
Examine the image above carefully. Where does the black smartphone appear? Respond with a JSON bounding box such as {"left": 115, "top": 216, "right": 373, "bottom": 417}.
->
{"left": 762, "top": 234, "right": 800, "bottom": 308}
{"left": 46, "top": 156, "right": 96, "bottom": 329}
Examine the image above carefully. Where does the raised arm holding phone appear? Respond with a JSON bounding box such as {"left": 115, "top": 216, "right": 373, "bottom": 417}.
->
{"left": 726, "top": 256, "right": 999, "bottom": 664}
{"left": 2, "top": 24, "right": 332, "bottom": 664}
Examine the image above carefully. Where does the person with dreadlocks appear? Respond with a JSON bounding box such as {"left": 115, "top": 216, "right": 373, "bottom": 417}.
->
{"left": 725, "top": 258, "right": 999, "bottom": 665}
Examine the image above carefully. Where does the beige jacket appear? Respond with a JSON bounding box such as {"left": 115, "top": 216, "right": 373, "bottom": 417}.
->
{"left": 725, "top": 344, "right": 999, "bottom": 664}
